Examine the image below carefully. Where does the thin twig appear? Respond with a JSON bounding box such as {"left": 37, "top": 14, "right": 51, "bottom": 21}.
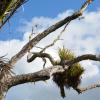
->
{"left": 40, "top": 30, "right": 63, "bottom": 53}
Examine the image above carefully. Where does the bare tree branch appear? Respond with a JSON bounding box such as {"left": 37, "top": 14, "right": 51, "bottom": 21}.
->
{"left": 27, "top": 52, "right": 56, "bottom": 65}
{"left": 6, "top": 65, "right": 68, "bottom": 89}
{"left": 40, "top": 32, "right": 62, "bottom": 53}
{"left": 65, "top": 54, "right": 100, "bottom": 66}
{"left": 7, "top": 68, "right": 51, "bottom": 89}
{"left": 6, "top": 53, "right": 100, "bottom": 90}
{"left": 42, "top": 57, "right": 46, "bottom": 68}
{"left": 9, "top": 0, "right": 93, "bottom": 66}
{"left": 76, "top": 83, "right": 100, "bottom": 93}
{"left": 27, "top": 53, "right": 100, "bottom": 68}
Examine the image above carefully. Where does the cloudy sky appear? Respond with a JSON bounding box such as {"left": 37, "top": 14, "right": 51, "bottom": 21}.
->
{"left": 0, "top": 0, "right": 100, "bottom": 100}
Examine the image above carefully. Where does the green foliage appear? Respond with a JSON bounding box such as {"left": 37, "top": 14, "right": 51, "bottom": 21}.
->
{"left": 0, "top": 0, "right": 13, "bottom": 22}
{"left": 58, "top": 46, "right": 75, "bottom": 60}
{"left": 58, "top": 46, "right": 84, "bottom": 86}
{"left": 53, "top": 47, "right": 84, "bottom": 98}
{"left": 67, "top": 63, "right": 84, "bottom": 78}
{"left": 0, "top": 0, "right": 24, "bottom": 26}
{"left": 58, "top": 46, "right": 84, "bottom": 76}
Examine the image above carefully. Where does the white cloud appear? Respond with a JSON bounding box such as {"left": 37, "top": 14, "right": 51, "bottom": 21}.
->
{"left": 81, "top": 61, "right": 99, "bottom": 79}
{"left": 0, "top": 10, "right": 100, "bottom": 100}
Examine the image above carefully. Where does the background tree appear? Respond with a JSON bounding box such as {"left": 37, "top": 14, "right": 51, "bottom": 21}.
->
{"left": 0, "top": 0, "right": 100, "bottom": 100}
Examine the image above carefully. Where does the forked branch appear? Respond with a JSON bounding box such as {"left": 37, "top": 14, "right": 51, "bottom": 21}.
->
{"left": 6, "top": 53, "right": 100, "bottom": 90}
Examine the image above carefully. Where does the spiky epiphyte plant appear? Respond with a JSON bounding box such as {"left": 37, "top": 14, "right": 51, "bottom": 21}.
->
{"left": 0, "top": 0, "right": 26, "bottom": 27}
{"left": 0, "top": 0, "right": 14, "bottom": 22}
{"left": 0, "top": 56, "right": 13, "bottom": 81}
{"left": 53, "top": 47, "right": 84, "bottom": 98}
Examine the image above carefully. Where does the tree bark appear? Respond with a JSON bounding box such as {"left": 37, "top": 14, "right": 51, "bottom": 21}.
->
{"left": 0, "top": 95, "right": 3, "bottom": 100}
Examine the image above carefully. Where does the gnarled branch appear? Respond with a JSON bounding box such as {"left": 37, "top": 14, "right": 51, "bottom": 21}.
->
{"left": 66, "top": 54, "right": 100, "bottom": 66}
{"left": 27, "top": 53, "right": 100, "bottom": 67}
{"left": 6, "top": 53, "right": 100, "bottom": 91}
{"left": 27, "top": 52, "right": 56, "bottom": 65}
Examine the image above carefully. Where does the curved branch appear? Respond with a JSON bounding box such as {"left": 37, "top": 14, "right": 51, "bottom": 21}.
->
{"left": 27, "top": 53, "right": 100, "bottom": 68}
{"left": 65, "top": 54, "right": 100, "bottom": 66}
{"left": 76, "top": 83, "right": 100, "bottom": 93}
{"left": 27, "top": 52, "right": 56, "bottom": 65}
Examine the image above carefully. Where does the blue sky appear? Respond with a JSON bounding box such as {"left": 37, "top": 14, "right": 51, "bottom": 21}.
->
{"left": 0, "top": 0, "right": 100, "bottom": 100}
{"left": 0, "top": 0, "right": 99, "bottom": 40}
